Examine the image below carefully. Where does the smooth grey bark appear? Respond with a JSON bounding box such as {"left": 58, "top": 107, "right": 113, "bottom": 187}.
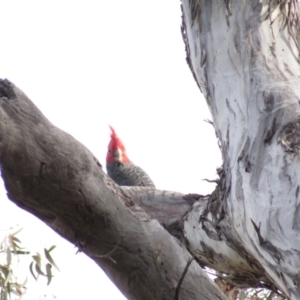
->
{"left": 0, "top": 79, "right": 226, "bottom": 300}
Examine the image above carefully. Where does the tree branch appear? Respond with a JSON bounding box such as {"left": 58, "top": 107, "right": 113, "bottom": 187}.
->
{"left": 0, "top": 79, "right": 226, "bottom": 300}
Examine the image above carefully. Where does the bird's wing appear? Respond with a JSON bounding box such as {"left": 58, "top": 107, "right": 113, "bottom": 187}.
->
{"left": 135, "top": 165, "right": 155, "bottom": 188}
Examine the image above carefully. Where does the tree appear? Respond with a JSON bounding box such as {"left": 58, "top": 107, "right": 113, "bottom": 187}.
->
{"left": 0, "top": 1, "right": 299, "bottom": 299}
{"left": 180, "top": 0, "right": 300, "bottom": 298}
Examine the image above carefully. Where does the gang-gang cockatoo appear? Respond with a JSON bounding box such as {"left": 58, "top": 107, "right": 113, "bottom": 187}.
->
{"left": 106, "top": 126, "right": 155, "bottom": 187}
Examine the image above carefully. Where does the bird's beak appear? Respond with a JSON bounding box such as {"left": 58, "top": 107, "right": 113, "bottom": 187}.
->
{"left": 114, "top": 148, "right": 123, "bottom": 163}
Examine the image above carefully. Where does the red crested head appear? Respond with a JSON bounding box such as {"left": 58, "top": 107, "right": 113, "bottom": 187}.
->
{"left": 106, "top": 126, "right": 130, "bottom": 164}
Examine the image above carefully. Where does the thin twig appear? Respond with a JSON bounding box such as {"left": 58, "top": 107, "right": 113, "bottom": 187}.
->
{"left": 202, "top": 178, "right": 219, "bottom": 183}
{"left": 174, "top": 257, "right": 194, "bottom": 300}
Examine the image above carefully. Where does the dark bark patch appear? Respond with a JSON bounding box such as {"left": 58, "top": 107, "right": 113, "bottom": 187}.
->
{"left": 264, "top": 118, "right": 278, "bottom": 145}
{"left": 244, "top": 155, "right": 252, "bottom": 173}
{"left": 237, "top": 138, "right": 253, "bottom": 172}
{"left": 238, "top": 137, "right": 250, "bottom": 162}
{"left": 263, "top": 92, "right": 275, "bottom": 112}
{"left": 277, "top": 118, "right": 300, "bottom": 155}
{"left": 251, "top": 219, "right": 282, "bottom": 264}
{"left": 200, "top": 241, "right": 216, "bottom": 264}
{"left": 200, "top": 216, "right": 220, "bottom": 241}
{"left": 292, "top": 271, "right": 300, "bottom": 287}
{"left": 226, "top": 98, "right": 236, "bottom": 118}
{"left": 164, "top": 221, "right": 186, "bottom": 245}
{"left": 225, "top": 0, "right": 232, "bottom": 27}
{"left": 0, "top": 79, "right": 17, "bottom": 100}
{"left": 93, "top": 156, "right": 102, "bottom": 168}
{"left": 292, "top": 202, "right": 300, "bottom": 230}
{"left": 189, "top": 0, "right": 201, "bottom": 26}
{"left": 183, "top": 193, "right": 204, "bottom": 205}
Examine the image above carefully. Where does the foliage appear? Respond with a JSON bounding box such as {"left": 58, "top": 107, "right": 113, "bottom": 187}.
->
{"left": 0, "top": 228, "right": 58, "bottom": 300}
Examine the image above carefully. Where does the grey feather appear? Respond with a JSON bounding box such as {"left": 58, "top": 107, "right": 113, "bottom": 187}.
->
{"left": 106, "top": 162, "right": 155, "bottom": 187}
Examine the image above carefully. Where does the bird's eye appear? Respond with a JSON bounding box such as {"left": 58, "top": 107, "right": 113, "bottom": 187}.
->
{"left": 108, "top": 149, "right": 112, "bottom": 153}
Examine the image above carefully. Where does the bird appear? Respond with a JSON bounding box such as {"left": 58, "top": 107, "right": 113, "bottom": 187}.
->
{"left": 106, "top": 126, "right": 155, "bottom": 187}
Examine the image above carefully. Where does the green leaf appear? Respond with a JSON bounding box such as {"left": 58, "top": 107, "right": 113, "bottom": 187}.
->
{"left": 9, "top": 235, "right": 23, "bottom": 250}
{"left": 6, "top": 281, "right": 11, "bottom": 294}
{"left": 48, "top": 245, "right": 56, "bottom": 252}
{"left": 21, "top": 277, "right": 28, "bottom": 288}
{"left": 3, "top": 270, "right": 11, "bottom": 286}
{"left": 32, "top": 253, "right": 42, "bottom": 265}
{"left": 0, "top": 228, "right": 59, "bottom": 296}
{"left": 12, "top": 236, "right": 21, "bottom": 244}
{"left": 6, "top": 248, "right": 11, "bottom": 266}
{"left": 8, "top": 282, "right": 25, "bottom": 296}
{"left": 29, "top": 262, "right": 37, "bottom": 281}
{"left": 46, "top": 263, "right": 52, "bottom": 285}
{"left": 14, "top": 250, "right": 30, "bottom": 255}
{"left": 35, "top": 263, "right": 45, "bottom": 276}
{"left": 0, "top": 265, "right": 9, "bottom": 278}
{"left": 44, "top": 248, "right": 60, "bottom": 271}
{"left": 10, "top": 288, "right": 22, "bottom": 296}
{"left": 12, "top": 228, "right": 23, "bottom": 236}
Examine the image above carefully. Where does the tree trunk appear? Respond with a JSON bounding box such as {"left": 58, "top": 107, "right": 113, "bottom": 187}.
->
{"left": 1, "top": 0, "right": 300, "bottom": 299}
{"left": 181, "top": 0, "right": 300, "bottom": 299}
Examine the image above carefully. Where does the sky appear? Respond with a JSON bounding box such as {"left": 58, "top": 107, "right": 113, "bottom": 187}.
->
{"left": 0, "top": 1, "right": 222, "bottom": 299}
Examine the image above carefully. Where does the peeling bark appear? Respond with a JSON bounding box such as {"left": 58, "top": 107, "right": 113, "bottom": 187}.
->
{"left": 0, "top": 79, "right": 226, "bottom": 300}
{"left": 180, "top": 0, "right": 300, "bottom": 299}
